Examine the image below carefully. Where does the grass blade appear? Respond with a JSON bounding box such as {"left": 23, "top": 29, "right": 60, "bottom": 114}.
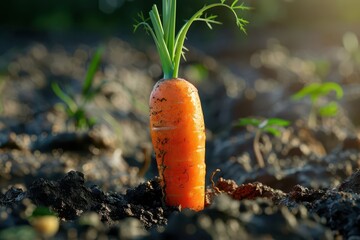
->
{"left": 237, "top": 118, "right": 261, "bottom": 127}
{"left": 263, "top": 127, "right": 281, "bottom": 137}
{"left": 318, "top": 82, "right": 343, "bottom": 99}
{"left": 82, "top": 47, "right": 104, "bottom": 96}
{"left": 291, "top": 83, "right": 321, "bottom": 101}
{"left": 266, "top": 118, "right": 290, "bottom": 127}
{"left": 51, "top": 82, "right": 77, "bottom": 113}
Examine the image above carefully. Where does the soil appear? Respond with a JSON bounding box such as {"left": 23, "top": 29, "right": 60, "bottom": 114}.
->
{"left": 1, "top": 30, "right": 360, "bottom": 239}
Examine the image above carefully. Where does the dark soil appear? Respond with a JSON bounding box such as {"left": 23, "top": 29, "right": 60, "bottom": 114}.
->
{"left": 2, "top": 170, "right": 360, "bottom": 239}
{"left": 1, "top": 171, "right": 175, "bottom": 229}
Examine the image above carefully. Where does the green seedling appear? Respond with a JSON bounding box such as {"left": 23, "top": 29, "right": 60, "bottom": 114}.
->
{"left": 236, "top": 117, "right": 290, "bottom": 168}
{"left": 52, "top": 47, "right": 105, "bottom": 129}
{"left": 292, "top": 82, "right": 343, "bottom": 128}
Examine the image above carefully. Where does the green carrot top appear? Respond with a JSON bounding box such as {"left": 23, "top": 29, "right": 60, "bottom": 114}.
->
{"left": 134, "top": 0, "right": 249, "bottom": 79}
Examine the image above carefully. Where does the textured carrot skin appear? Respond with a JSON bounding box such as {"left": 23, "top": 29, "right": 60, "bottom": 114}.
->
{"left": 149, "top": 78, "right": 206, "bottom": 211}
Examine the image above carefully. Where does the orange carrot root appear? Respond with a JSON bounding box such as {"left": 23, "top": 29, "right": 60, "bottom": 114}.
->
{"left": 149, "top": 78, "right": 206, "bottom": 211}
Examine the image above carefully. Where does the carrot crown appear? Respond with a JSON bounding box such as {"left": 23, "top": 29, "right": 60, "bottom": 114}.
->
{"left": 134, "top": 0, "right": 249, "bottom": 79}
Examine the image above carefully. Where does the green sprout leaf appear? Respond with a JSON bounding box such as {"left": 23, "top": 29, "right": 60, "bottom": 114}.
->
{"left": 317, "top": 82, "right": 343, "bottom": 99}
{"left": 291, "top": 83, "right": 322, "bottom": 102}
{"left": 82, "top": 46, "right": 104, "bottom": 97}
{"left": 237, "top": 118, "right": 262, "bottom": 127}
{"left": 236, "top": 117, "right": 290, "bottom": 137}
{"left": 263, "top": 126, "right": 281, "bottom": 137}
{"left": 236, "top": 117, "right": 290, "bottom": 168}
{"left": 134, "top": 0, "right": 249, "bottom": 79}
{"left": 52, "top": 47, "right": 106, "bottom": 130}
{"left": 51, "top": 82, "right": 77, "bottom": 114}
{"left": 265, "top": 118, "right": 290, "bottom": 127}
{"left": 292, "top": 82, "right": 343, "bottom": 103}
{"left": 318, "top": 101, "right": 339, "bottom": 117}
{"left": 292, "top": 82, "right": 343, "bottom": 127}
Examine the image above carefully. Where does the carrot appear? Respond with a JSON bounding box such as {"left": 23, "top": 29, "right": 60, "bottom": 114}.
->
{"left": 135, "top": 0, "right": 248, "bottom": 211}
{"left": 150, "top": 78, "right": 206, "bottom": 210}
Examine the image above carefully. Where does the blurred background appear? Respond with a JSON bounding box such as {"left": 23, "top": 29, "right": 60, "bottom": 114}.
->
{"left": 1, "top": 0, "right": 360, "bottom": 51}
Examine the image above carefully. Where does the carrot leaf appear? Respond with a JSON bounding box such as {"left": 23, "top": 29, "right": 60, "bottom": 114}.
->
{"left": 134, "top": 0, "right": 249, "bottom": 79}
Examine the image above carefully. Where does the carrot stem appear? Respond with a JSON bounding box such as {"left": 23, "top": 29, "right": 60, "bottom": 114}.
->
{"left": 134, "top": 0, "right": 248, "bottom": 79}
{"left": 149, "top": 5, "right": 174, "bottom": 78}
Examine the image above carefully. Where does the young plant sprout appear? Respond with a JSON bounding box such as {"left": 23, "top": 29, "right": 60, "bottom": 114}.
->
{"left": 135, "top": 0, "right": 248, "bottom": 211}
{"left": 52, "top": 47, "right": 105, "bottom": 130}
{"left": 292, "top": 82, "right": 343, "bottom": 128}
{"left": 236, "top": 117, "right": 290, "bottom": 168}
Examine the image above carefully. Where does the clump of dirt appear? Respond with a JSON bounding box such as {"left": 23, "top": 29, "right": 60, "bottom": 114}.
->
{"left": 1, "top": 171, "right": 177, "bottom": 231}
{"left": 206, "top": 177, "right": 285, "bottom": 205}
{"left": 338, "top": 170, "right": 360, "bottom": 193}
{"left": 147, "top": 194, "right": 333, "bottom": 239}
{"left": 283, "top": 171, "right": 360, "bottom": 239}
